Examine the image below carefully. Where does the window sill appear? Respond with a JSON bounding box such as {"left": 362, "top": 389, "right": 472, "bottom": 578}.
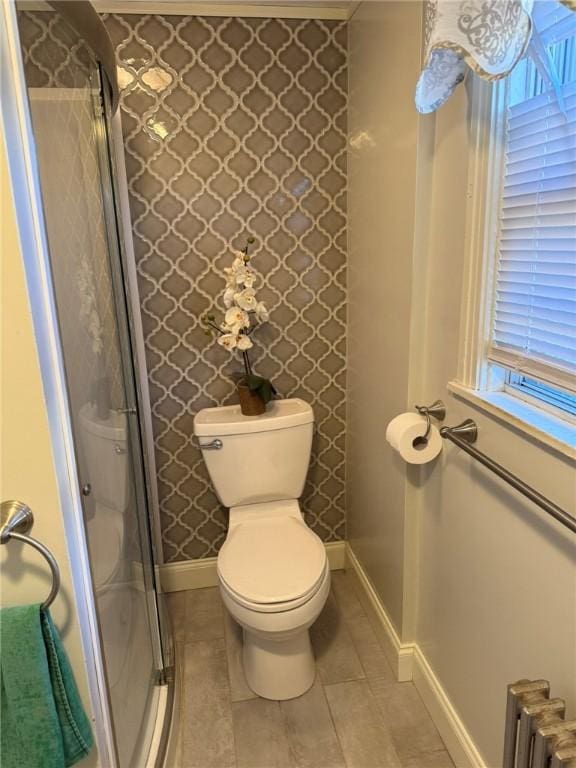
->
{"left": 447, "top": 381, "right": 576, "bottom": 460}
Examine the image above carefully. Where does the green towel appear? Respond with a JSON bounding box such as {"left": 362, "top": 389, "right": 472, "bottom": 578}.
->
{"left": 0, "top": 604, "right": 93, "bottom": 768}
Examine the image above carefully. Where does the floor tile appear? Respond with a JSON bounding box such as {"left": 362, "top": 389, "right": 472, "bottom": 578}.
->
{"left": 223, "top": 610, "right": 257, "bottom": 703}
{"left": 180, "top": 639, "right": 235, "bottom": 768}
{"left": 233, "top": 698, "right": 293, "bottom": 768}
{"left": 331, "top": 572, "right": 396, "bottom": 683}
{"left": 185, "top": 587, "right": 224, "bottom": 642}
{"left": 369, "top": 679, "right": 446, "bottom": 762}
{"left": 402, "top": 749, "right": 455, "bottom": 768}
{"left": 341, "top": 568, "right": 399, "bottom": 672}
{"left": 166, "top": 591, "right": 186, "bottom": 643}
{"left": 310, "top": 591, "right": 365, "bottom": 685}
{"left": 325, "top": 679, "right": 402, "bottom": 768}
{"left": 330, "top": 571, "right": 365, "bottom": 622}
{"left": 280, "top": 677, "right": 345, "bottom": 768}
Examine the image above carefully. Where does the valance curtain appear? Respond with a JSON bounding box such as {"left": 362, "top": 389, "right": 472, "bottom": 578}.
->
{"left": 416, "top": 0, "right": 576, "bottom": 113}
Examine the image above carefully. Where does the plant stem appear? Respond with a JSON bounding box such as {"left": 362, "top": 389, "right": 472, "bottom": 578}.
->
{"left": 242, "top": 350, "right": 253, "bottom": 377}
{"left": 205, "top": 320, "right": 224, "bottom": 335}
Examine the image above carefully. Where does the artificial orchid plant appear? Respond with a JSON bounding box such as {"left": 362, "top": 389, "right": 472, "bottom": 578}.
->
{"left": 203, "top": 238, "right": 276, "bottom": 406}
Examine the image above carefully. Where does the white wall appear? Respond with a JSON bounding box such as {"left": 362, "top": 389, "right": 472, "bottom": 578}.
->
{"left": 413, "top": 86, "right": 576, "bottom": 768}
{"left": 347, "top": 0, "right": 423, "bottom": 634}
{"left": 347, "top": 4, "right": 576, "bottom": 766}
{"left": 0, "top": 132, "right": 98, "bottom": 767}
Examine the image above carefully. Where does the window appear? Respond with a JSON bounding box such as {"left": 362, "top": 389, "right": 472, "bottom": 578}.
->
{"left": 486, "top": 2, "right": 576, "bottom": 415}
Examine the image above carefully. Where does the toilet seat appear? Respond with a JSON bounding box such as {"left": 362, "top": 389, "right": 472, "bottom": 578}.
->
{"left": 217, "top": 516, "right": 327, "bottom": 613}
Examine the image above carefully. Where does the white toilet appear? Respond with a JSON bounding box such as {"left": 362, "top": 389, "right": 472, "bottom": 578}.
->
{"left": 194, "top": 398, "right": 330, "bottom": 701}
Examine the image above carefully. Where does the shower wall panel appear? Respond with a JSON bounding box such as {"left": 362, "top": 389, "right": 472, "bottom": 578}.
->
{"left": 105, "top": 14, "right": 348, "bottom": 560}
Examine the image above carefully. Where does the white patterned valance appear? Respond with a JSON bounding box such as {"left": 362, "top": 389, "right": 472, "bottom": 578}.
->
{"left": 416, "top": 0, "right": 576, "bottom": 113}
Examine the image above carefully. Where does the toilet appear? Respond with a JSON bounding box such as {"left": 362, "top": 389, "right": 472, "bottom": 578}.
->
{"left": 79, "top": 402, "right": 128, "bottom": 593}
{"left": 194, "top": 398, "right": 329, "bottom": 701}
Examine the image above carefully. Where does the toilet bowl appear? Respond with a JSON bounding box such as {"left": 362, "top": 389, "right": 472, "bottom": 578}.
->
{"left": 194, "top": 399, "right": 329, "bottom": 700}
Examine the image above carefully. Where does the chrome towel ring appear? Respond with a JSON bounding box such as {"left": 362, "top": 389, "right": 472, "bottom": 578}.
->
{"left": 0, "top": 500, "right": 61, "bottom": 610}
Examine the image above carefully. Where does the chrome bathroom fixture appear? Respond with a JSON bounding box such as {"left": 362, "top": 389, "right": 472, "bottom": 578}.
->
{"left": 414, "top": 399, "right": 446, "bottom": 441}
{"left": 0, "top": 500, "right": 61, "bottom": 609}
{"left": 197, "top": 439, "right": 223, "bottom": 451}
{"left": 440, "top": 421, "right": 576, "bottom": 534}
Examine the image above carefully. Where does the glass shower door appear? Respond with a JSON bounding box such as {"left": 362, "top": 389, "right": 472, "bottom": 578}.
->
{"left": 16, "top": 7, "right": 166, "bottom": 766}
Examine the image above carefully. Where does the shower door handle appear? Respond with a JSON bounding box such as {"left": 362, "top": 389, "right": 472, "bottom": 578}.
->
{"left": 198, "top": 439, "right": 223, "bottom": 451}
{"left": 116, "top": 407, "right": 136, "bottom": 415}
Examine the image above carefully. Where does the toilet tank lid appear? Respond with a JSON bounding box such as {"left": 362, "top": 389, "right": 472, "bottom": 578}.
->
{"left": 194, "top": 398, "right": 313, "bottom": 437}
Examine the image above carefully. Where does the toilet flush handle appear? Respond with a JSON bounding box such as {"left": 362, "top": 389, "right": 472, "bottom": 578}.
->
{"left": 198, "top": 439, "right": 223, "bottom": 451}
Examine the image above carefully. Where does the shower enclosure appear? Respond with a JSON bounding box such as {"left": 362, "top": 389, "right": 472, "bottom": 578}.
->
{"left": 3, "top": 2, "right": 174, "bottom": 765}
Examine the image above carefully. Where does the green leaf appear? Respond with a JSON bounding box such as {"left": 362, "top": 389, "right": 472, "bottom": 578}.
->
{"left": 243, "top": 374, "right": 276, "bottom": 404}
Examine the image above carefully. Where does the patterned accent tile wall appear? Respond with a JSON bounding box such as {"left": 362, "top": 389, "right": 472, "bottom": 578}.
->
{"left": 104, "top": 13, "right": 348, "bottom": 562}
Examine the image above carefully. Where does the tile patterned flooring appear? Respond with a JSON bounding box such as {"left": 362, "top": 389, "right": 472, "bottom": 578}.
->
{"left": 167, "top": 570, "right": 455, "bottom": 768}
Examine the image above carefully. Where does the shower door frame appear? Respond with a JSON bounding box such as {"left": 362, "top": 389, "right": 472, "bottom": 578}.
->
{"left": 1, "top": 3, "right": 172, "bottom": 765}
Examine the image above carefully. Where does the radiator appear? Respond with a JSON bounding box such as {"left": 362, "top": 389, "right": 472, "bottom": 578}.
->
{"left": 504, "top": 680, "right": 576, "bottom": 768}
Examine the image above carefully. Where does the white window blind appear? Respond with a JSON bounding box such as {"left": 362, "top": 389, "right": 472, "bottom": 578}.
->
{"left": 488, "top": 8, "right": 576, "bottom": 393}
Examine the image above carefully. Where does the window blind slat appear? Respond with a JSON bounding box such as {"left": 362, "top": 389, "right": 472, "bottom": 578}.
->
{"left": 508, "top": 109, "right": 576, "bottom": 141}
{"left": 509, "top": 81, "right": 576, "bottom": 119}
{"left": 539, "top": 15, "right": 576, "bottom": 46}
{"left": 508, "top": 121, "right": 576, "bottom": 154}
{"left": 493, "top": 292, "right": 576, "bottom": 313}
{"left": 503, "top": 163, "right": 575, "bottom": 188}
{"left": 494, "top": 316, "right": 576, "bottom": 341}
{"left": 509, "top": 133, "right": 576, "bottom": 162}
{"left": 500, "top": 226, "right": 576, "bottom": 239}
{"left": 533, "top": 2, "right": 576, "bottom": 45}
{"left": 499, "top": 237, "right": 575, "bottom": 251}
{"left": 495, "top": 303, "right": 575, "bottom": 325}
{"left": 502, "top": 188, "right": 575, "bottom": 208}
{"left": 508, "top": 101, "right": 576, "bottom": 134}
{"left": 498, "top": 275, "right": 576, "bottom": 290}
{"left": 500, "top": 257, "right": 576, "bottom": 268}
{"left": 503, "top": 174, "right": 576, "bottom": 197}
{"left": 496, "top": 286, "right": 576, "bottom": 302}
{"left": 498, "top": 260, "right": 576, "bottom": 276}
{"left": 501, "top": 200, "right": 576, "bottom": 218}
{"left": 488, "top": 32, "right": 576, "bottom": 395}
{"left": 506, "top": 148, "right": 576, "bottom": 176}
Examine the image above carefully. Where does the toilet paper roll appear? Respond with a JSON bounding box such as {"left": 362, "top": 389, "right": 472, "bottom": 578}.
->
{"left": 385, "top": 412, "right": 442, "bottom": 465}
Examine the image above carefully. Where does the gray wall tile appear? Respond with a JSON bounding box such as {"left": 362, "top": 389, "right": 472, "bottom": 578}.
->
{"left": 104, "top": 13, "right": 348, "bottom": 562}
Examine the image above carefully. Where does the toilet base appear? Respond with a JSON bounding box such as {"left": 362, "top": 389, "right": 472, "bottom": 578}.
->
{"left": 242, "top": 627, "right": 316, "bottom": 700}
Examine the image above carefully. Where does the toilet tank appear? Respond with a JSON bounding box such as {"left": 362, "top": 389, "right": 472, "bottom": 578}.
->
{"left": 194, "top": 399, "right": 314, "bottom": 508}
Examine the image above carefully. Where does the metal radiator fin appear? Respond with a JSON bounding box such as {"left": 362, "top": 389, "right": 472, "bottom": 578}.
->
{"left": 504, "top": 680, "right": 576, "bottom": 768}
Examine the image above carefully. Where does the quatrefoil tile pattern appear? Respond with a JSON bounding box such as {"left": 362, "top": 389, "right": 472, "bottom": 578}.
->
{"left": 106, "top": 14, "right": 348, "bottom": 562}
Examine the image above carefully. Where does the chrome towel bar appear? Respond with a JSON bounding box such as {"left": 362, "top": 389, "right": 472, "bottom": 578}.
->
{"left": 0, "top": 500, "right": 61, "bottom": 609}
{"left": 440, "top": 421, "right": 576, "bottom": 535}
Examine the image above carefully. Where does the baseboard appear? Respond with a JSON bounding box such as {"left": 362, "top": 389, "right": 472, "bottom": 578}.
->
{"left": 159, "top": 540, "right": 347, "bottom": 593}
{"left": 412, "top": 647, "right": 486, "bottom": 768}
{"left": 345, "top": 543, "right": 486, "bottom": 768}
{"left": 345, "top": 544, "right": 415, "bottom": 682}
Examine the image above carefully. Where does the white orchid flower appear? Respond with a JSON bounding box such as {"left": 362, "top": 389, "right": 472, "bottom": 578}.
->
{"left": 225, "top": 307, "right": 250, "bottom": 329}
{"left": 235, "top": 289, "right": 258, "bottom": 311}
{"left": 217, "top": 333, "right": 238, "bottom": 350}
{"left": 234, "top": 266, "right": 251, "bottom": 285}
{"left": 223, "top": 287, "right": 236, "bottom": 308}
{"left": 236, "top": 334, "right": 253, "bottom": 350}
{"left": 255, "top": 302, "right": 269, "bottom": 322}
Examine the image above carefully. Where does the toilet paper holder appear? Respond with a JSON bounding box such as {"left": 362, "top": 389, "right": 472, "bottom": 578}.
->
{"left": 414, "top": 400, "right": 446, "bottom": 441}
